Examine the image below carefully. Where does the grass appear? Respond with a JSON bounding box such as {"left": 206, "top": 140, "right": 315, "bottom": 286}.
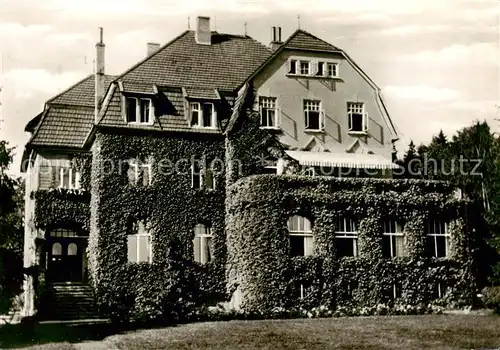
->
{"left": 1, "top": 315, "right": 499, "bottom": 349}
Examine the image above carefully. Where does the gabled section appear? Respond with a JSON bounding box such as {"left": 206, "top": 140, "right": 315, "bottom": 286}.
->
{"left": 346, "top": 139, "right": 374, "bottom": 155}
{"left": 302, "top": 136, "right": 328, "bottom": 152}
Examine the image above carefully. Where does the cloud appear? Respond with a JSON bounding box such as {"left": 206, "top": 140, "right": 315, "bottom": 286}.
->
{"left": 384, "top": 85, "right": 460, "bottom": 102}
{"left": 403, "top": 42, "right": 497, "bottom": 65}
{"left": 0, "top": 22, "right": 52, "bottom": 37}
{"left": 2, "top": 68, "right": 84, "bottom": 99}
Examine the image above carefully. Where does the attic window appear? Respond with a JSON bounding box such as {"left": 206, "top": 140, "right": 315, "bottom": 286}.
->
{"left": 126, "top": 97, "right": 153, "bottom": 124}
{"left": 190, "top": 102, "right": 217, "bottom": 128}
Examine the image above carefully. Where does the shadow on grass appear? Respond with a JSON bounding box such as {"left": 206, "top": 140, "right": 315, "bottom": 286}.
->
{"left": 0, "top": 321, "right": 121, "bottom": 349}
{"left": 0, "top": 318, "right": 181, "bottom": 349}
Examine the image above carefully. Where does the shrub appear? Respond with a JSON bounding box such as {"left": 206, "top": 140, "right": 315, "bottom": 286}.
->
{"left": 481, "top": 286, "right": 500, "bottom": 313}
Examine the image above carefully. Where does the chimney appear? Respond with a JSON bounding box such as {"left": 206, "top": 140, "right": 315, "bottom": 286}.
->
{"left": 95, "top": 27, "right": 105, "bottom": 123}
{"left": 269, "top": 26, "right": 283, "bottom": 51}
{"left": 147, "top": 42, "right": 160, "bottom": 57}
{"left": 195, "top": 16, "right": 211, "bottom": 45}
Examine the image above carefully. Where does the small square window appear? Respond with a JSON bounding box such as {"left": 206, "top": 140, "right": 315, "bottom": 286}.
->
{"left": 300, "top": 61, "right": 310, "bottom": 75}
{"left": 326, "top": 63, "right": 338, "bottom": 77}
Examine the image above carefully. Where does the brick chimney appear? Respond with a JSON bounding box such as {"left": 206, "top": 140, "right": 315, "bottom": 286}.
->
{"left": 269, "top": 26, "right": 283, "bottom": 51}
{"left": 95, "top": 27, "right": 105, "bottom": 123}
{"left": 147, "top": 42, "right": 160, "bottom": 57}
{"left": 195, "top": 16, "right": 211, "bottom": 45}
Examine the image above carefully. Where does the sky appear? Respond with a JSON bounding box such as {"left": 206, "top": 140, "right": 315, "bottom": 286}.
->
{"left": 1, "top": 0, "right": 499, "bottom": 174}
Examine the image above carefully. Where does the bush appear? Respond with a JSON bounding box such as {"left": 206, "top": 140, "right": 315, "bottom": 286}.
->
{"left": 481, "top": 286, "right": 500, "bottom": 313}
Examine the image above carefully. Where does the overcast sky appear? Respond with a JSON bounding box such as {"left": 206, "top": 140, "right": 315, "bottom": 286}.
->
{"left": 1, "top": 0, "right": 499, "bottom": 174}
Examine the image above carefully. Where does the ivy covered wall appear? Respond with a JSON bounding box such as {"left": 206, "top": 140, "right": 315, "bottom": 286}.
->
{"left": 226, "top": 175, "right": 473, "bottom": 312}
{"left": 88, "top": 129, "right": 227, "bottom": 322}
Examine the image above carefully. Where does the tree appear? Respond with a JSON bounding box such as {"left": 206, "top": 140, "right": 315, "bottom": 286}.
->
{"left": 413, "top": 122, "right": 500, "bottom": 286}
{"left": 0, "top": 140, "right": 24, "bottom": 314}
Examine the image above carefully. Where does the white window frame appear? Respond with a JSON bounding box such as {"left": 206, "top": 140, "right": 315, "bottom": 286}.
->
{"left": 335, "top": 218, "right": 358, "bottom": 257}
{"left": 129, "top": 161, "right": 152, "bottom": 186}
{"left": 128, "top": 221, "right": 153, "bottom": 264}
{"left": 125, "top": 96, "right": 154, "bottom": 125}
{"left": 59, "top": 168, "right": 81, "bottom": 189}
{"left": 427, "top": 220, "right": 451, "bottom": 258}
{"left": 326, "top": 62, "right": 339, "bottom": 78}
{"left": 304, "top": 99, "right": 324, "bottom": 131}
{"left": 299, "top": 60, "right": 310, "bottom": 75}
{"left": 382, "top": 220, "right": 406, "bottom": 258}
{"left": 259, "top": 96, "right": 280, "bottom": 128}
{"left": 193, "top": 224, "right": 213, "bottom": 264}
{"left": 347, "top": 102, "right": 368, "bottom": 133}
{"left": 287, "top": 215, "right": 314, "bottom": 257}
{"left": 191, "top": 162, "right": 216, "bottom": 190}
{"left": 189, "top": 101, "right": 217, "bottom": 129}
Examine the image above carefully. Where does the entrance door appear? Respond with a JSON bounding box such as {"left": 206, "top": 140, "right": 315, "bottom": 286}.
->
{"left": 46, "top": 229, "right": 87, "bottom": 282}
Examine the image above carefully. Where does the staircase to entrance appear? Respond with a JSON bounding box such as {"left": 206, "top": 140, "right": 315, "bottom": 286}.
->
{"left": 39, "top": 283, "right": 101, "bottom": 321}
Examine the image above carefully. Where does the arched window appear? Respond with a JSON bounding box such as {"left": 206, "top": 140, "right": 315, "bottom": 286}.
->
{"left": 127, "top": 220, "right": 152, "bottom": 263}
{"left": 287, "top": 215, "right": 313, "bottom": 256}
{"left": 52, "top": 243, "right": 62, "bottom": 255}
{"left": 67, "top": 243, "right": 78, "bottom": 256}
{"left": 193, "top": 224, "right": 213, "bottom": 264}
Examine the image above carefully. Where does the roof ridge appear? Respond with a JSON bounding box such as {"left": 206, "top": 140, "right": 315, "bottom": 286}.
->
{"left": 286, "top": 29, "right": 342, "bottom": 51}
{"left": 115, "top": 30, "right": 190, "bottom": 82}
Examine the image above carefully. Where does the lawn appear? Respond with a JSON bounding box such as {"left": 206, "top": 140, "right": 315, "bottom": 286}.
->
{"left": 1, "top": 315, "right": 499, "bottom": 349}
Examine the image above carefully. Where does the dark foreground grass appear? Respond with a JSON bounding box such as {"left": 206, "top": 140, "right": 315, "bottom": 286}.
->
{"left": 1, "top": 315, "right": 499, "bottom": 349}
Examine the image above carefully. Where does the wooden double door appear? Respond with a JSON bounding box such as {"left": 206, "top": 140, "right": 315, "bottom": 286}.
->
{"left": 46, "top": 237, "right": 87, "bottom": 282}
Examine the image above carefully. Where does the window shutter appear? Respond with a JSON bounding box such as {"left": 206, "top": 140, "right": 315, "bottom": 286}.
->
{"left": 213, "top": 105, "right": 218, "bottom": 128}
{"left": 259, "top": 105, "right": 264, "bottom": 125}
{"left": 276, "top": 107, "right": 281, "bottom": 126}
{"left": 75, "top": 171, "right": 81, "bottom": 189}
{"left": 348, "top": 111, "right": 353, "bottom": 131}
{"left": 127, "top": 235, "right": 137, "bottom": 262}
{"left": 305, "top": 111, "right": 309, "bottom": 128}
{"left": 320, "top": 110, "right": 325, "bottom": 130}
{"left": 363, "top": 113, "right": 369, "bottom": 131}
{"left": 311, "top": 61, "right": 318, "bottom": 75}
{"left": 191, "top": 164, "right": 195, "bottom": 188}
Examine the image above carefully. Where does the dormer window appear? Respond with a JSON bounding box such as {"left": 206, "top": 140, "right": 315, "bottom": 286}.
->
{"left": 126, "top": 97, "right": 153, "bottom": 124}
{"left": 190, "top": 102, "right": 216, "bottom": 128}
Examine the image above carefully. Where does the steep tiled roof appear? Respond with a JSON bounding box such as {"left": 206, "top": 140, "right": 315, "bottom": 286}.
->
{"left": 284, "top": 30, "right": 341, "bottom": 52}
{"left": 117, "top": 31, "right": 272, "bottom": 92}
{"left": 29, "top": 106, "right": 94, "bottom": 148}
{"left": 98, "top": 85, "right": 230, "bottom": 134}
{"left": 184, "top": 87, "right": 219, "bottom": 100}
{"left": 26, "top": 74, "right": 115, "bottom": 148}
{"left": 48, "top": 74, "right": 116, "bottom": 107}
